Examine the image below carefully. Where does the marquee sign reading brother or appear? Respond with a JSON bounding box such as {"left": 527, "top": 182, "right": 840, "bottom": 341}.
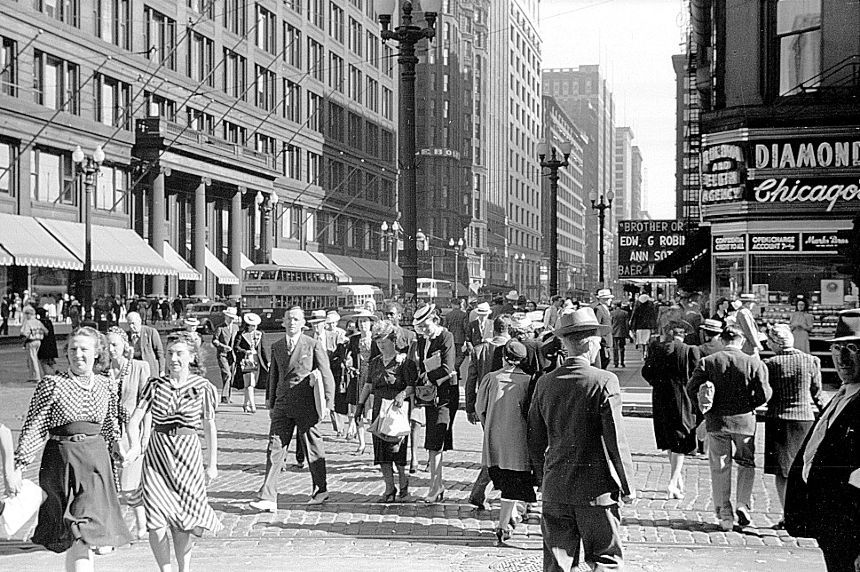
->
{"left": 617, "top": 220, "right": 688, "bottom": 278}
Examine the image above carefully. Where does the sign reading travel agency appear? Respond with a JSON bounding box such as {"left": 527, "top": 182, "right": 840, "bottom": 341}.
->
{"left": 617, "top": 220, "right": 688, "bottom": 278}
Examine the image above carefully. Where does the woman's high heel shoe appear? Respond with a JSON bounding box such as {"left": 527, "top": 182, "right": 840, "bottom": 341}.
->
{"left": 352, "top": 445, "right": 367, "bottom": 456}
{"left": 667, "top": 485, "right": 683, "bottom": 499}
{"left": 494, "top": 526, "right": 512, "bottom": 546}
{"left": 423, "top": 488, "right": 445, "bottom": 503}
{"left": 376, "top": 489, "right": 397, "bottom": 503}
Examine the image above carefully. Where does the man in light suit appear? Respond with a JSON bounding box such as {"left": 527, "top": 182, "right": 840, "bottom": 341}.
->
{"left": 213, "top": 307, "right": 239, "bottom": 403}
{"left": 250, "top": 306, "right": 335, "bottom": 510}
{"left": 528, "top": 307, "right": 635, "bottom": 571}
{"left": 466, "top": 301, "right": 494, "bottom": 351}
{"left": 127, "top": 311, "right": 164, "bottom": 378}
{"left": 593, "top": 289, "right": 614, "bottom": 370}
{"left": 786, "top": 309, "right": 860, "bottom": 572}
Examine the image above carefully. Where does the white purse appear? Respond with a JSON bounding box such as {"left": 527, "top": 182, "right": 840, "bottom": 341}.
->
{"left": 0, "top": 480, "right": 47, "bottom": 538}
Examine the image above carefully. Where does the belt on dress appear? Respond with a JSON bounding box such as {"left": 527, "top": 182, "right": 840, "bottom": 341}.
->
{"left": 153, "top": 424, "right": 197, "bottom": 436}
{"left": 49, "top": 433, "right": 100, "bottom": 442}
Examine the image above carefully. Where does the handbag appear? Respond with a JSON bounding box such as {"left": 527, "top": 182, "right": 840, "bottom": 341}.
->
{"left": 413, "top": 383, "right": 438, "bottom": 408}
{"left": 240, "top": 356, "right": 256, "bottom": 373}
{"left": 0, "top": 480, "right": 47, "bottom": 538}
{"left": 377, "top": 398, "right": 411, "bottom": 438}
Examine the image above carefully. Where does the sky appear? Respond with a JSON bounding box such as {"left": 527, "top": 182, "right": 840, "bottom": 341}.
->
{"left": 539, "top": 0, "right": 686, "bottom": 219}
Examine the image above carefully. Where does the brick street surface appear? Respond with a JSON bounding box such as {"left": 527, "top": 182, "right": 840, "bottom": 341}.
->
{"left": 0, "top": 332, "right": 827, "bottom": 570}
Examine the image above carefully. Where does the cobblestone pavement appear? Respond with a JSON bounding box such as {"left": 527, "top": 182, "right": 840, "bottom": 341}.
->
{"left": 0, "top": 333, "right": 827, "bottom": 570}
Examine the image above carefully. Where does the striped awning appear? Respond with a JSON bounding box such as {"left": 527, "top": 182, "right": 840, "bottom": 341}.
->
{"left": 271, "top": 247, "right": 327, "bottom": 270}
{"left": 205, "top": 248, "right": 239, "bottom": 285}
{"left": 162, "top": 242, "right": 202, "bottom": 281}
{"left": 309, "top": 252, "right": 352, "bottom": 283}
{"left": 37, "top": 218, "right": 176, "bottom": 276}
{"left": 0, "top": 213, "right": 82, "bottom": 269}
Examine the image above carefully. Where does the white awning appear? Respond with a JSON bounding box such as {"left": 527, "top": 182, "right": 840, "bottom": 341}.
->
{"left": 0, "top": 213, "right": 82, "bottom": 269}
{"left": 241, "top": 253, "right": 254, "bottom": 269}
{"left": 309, "top": 252, "right": 351, "bottom": 283}
{"left": 162, "top": 242, "right": 202, "bottom": 281}
{"left": 37, "top": 218, "right": 175, "bottom": 275}
{"left": 205, "top": 248, "right": 239, "bottom": 284}
{"left": 271, "top": 247, "right": 326, "bottom": 270}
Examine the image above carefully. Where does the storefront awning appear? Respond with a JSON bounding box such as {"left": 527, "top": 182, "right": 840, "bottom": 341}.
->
{"left": 205, "top": 248, "right": 239, "bottom": 285}
{"left": 308, "top": 252, "right": 352, "bottom": 283}
{"left": 0, "top": 213, "right": 82, "bottom": 269}
{"left": 271, "top": 247, "right": 327, "bottom": 270}
{"left": 323, "top": 254, "right": 377, "bottom": 283}
{"left": 162, "top": 242, "right": 202, "bottom": 281}
{"left": 241, "top": 253, "right": 254, "bottom": 269}
{"left": 653, "top": 226, "right": 711, "bottom": 277}
{"left": 353, "top": 256, "right": 403, "bottom": 285}
{"left": 37, "top": 219, "right": 175, "bottom": 275}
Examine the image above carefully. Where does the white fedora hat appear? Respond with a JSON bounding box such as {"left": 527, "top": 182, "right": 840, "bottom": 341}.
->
{"left": 554, "top": 307, "right": 611, "bottom": 337}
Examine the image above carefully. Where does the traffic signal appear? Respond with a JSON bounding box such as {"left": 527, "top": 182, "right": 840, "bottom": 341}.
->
{"left": 836, "top": 214, "right": 860, "bottom": 288}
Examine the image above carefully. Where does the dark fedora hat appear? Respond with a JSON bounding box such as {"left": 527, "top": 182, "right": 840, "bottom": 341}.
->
{"left": 830, "top": 309, "right": 860, "bottom": 343}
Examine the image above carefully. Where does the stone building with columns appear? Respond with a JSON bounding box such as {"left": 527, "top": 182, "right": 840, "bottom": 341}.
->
{"left": 0, "top": 0, "right": 397, "bottom": 302}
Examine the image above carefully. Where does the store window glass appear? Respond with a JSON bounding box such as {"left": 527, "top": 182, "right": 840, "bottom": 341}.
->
{"left": 713, "top": 255, "right": 745, "bottom": 301}
{"left": 776, "top": 0, "right": 821, "bottom": 95}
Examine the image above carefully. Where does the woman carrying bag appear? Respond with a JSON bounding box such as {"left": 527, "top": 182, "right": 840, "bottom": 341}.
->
{"left": 354, "top": 321, "right": 417, "bottom": 502}
{"left": 232, "top": 313, "right": 269, "bottom": 413}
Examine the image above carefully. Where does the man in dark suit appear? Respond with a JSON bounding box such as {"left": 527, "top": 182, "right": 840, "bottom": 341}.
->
{"left": 212, "top": 307, "right": 240, "bottom": 403}
{"left": 593, "top": 289, "right": 614, "bottom": 369}
{"left": 466, "top": 301, "right": 493, "bottom": 350}
{"left": 127, "top": 311, "right": 164, "bottom": 377}
{"left": 251, "top": 306, "right": 335, "bottom": 510}
{"left": 687, "top": 325, "right": 771, "bottom": 531}
{"left": 529, "top": 307, "right": 635, "bottom": 571}
{"left": 610, "top": 301, "right": 630, "bottom": 368}
{"left": 443, "top": 298, "right": 469, "bottom": 370}
{"left": 786, "top": 309, "right": 860, "bottom": 572}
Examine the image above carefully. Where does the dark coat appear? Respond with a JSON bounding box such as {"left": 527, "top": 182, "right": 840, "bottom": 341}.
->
{"left": 467, "top": 317, "right": 492, "bottom": 346}
{"left": 642, "top": 340, "right": 700, "bottom": 449}
{"left": 36, "top": 315, "right": 58, "bottom": 361}
{"left": 267, "top": 334, "right": 334, "bottom": 426}
{"left": 131, "top": 325, "right": 164, "bottom": 378}
{"left": 630, "top": 300, "right": 659, "bottom": 330}
{"left": 231, "top": 329, "right": 269, "bottom": 390}
{"left": 528, "top": 358, "right": 634, "bottom": 504}
{"left": 442, "top": 308, "right": 469, "bottom": 346}
{"left": 610, "top": 307, "right": 630, "bottom": 339}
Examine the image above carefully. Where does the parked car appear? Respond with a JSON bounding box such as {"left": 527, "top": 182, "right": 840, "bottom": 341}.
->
{"left": 186, "top": 302, "right": 229, "bottom": 334}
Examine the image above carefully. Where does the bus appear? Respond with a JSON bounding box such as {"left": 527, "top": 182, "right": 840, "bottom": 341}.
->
{"left": 241, "top": 264, "right": 338, "bottom": 329}
{"left": 337, "top": 284, "right": 384, "bottom": 313}
{"left": 417, "top": 278, "right": 454, "bottom": 307}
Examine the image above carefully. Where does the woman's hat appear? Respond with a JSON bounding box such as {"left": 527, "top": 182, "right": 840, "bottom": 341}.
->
{"left": 412, "top": 304, "right": 437, "bottom": 326}
{"left": 505, "top": 290, "right": 519, "bottom": 301}
{"left": 767, "top": 323, "right": 794, "bottom": 347}
{"left": 830, "top": 309, "right": 860, "bottom": 343}
{"left": 475, "top": 302, "right": 492, "bottom": 315}
{"left": 371, "top": 320, "right": 396, "bottom": 340}
{"left": 638, "top": 294, "right": 650, "bottom": 304}
{"left": 222, "top": 307, "right": 238, "bottom": 319}
{"left": 183, "top": 317, "right": 200, "bottom": 328}
{"left": 504, "top": 340, "right": 528, "bottom": 363}
{"left": 351, "top": 309, "right": 379, "bottom": 321}
{"left": 699, "top": 318, "right": 723, "bottom": 334}
{"left": 325, "top": 311, "right": 341, "bottom": 324}
{"left": 243, "top": 313, "right": 261, "bottom": 326}
{"left": 554, "top": 307, "right": 611, "bottom": 337}
{"left": 307, "top": 309, "right": 327, "bottom": 324}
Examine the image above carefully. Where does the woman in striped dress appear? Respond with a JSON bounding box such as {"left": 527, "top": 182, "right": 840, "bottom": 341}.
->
{"left": 124, "top": 332, "right": 221, "bottom": 571}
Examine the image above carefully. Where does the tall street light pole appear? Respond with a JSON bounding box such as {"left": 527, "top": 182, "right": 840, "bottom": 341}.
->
{"left": 382, "top": 220, "right": 402, "bottom": 299}
{"left": 448, "top": 237, "right": 464, "bottom": 299}
{"left": 537, "top": 141, "right": 571, "bottom": 298}
{"left": 589, "top": 190, "right": 614, "bottom": 287}
{"left": 256, "top": 190, "right": 279, "bottom": 264}
{"left": 374, "top": 0, "right": 441, "bottom": 300}
{"left": 72, "top": 144, "right": 105, "bottom": 324}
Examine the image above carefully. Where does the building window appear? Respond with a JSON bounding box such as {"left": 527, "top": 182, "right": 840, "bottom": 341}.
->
{"left": 381, "top": 87, "right": 393, "bottom": 120}
{"left": 223, "top": 121, "right": 246, "bottom": 144}
{"left": 328, "top": 2, "right": 344, "bottom": 42}
{"left": 349, "top": 17, "right": 362, "bottom": 56}
{"left": 283, "top": 23, "right": 302, "bottom": 68}
{"left": 289, "top": 206, "right": 302, "bottom": 240}
{"left": 94, "top": 74, "right": 131, "bottom": 129}
{"left": 254, "top": 65, "right": 275, "bottom": 110}
{"left": 1, "top": 37, "right": 16, "bottom": 97}
{"left": 348, "top": 65, "right": 362, "bottom": 103}
{"left": 283, "top": 79, "right": 301, "bottom": 123}
{"left": 307, "top": 0, "right": 324, "bottom": 28}
{"left": 186, "top": 107, "right": 214, "bottom": 135}
{"left": 187, "top": 0, "right": 214, "bottom": 19}
{"left": 33, "top": 51, "right": 79, "bottom": 114}
{"left": 381, "top": 130, "right": 394, "bottom": 162}
{"left": 775, "top": 0, "right": 821, "bottom": 95}
{"left": 328, "top": 52, "right": 344, "bottom": 91}
{"left": 306, "top": 90, "right": 322, "bottom": 132}
{"left": 255, "top": 133, "right": 276, "bottom": 155}
{"left": 34, "top": 0, "right": 79, "bottom": 26}
{"left": 327, "top": 102, "right": 344, "bottom": 141}
{"left": 0, "top": 140, "right": 16, "bottom": 196}
{"left": 255, "top": 4, "right": 276, "bottom": 53}
{"left": 284, "top": 0, "right": 301, "bottom": 15}
{"left": 307, "top": 38, "right": 324, "bottom": 81}
{"left": 223, "top": 49, "right": 247, "bottom": 99}
{"left": 366, "top": 31, "right": 379, "bottom": 68}
{"left": 383, "top": 44, "right": 394, "bottom": 77}
{"left": 348, "top": 112, "right": 362, "bottom": 150}
{"left": 283, "top": 143, "right": 301, "bottom": 179}
{"left": 187, "top": 31, "right": 215, "bottom": 86}
{"left": 30, "top": 147, "right": 75, "bottom": 205}
{"left": 144, "top": 7, "right": 177, "bottom": 70}
{"left": 366, "top": 77, "right": 378, "bottom": 112}
{"left": 94, "top": 165, "right": 127, "bottom": 212}
{"left": 95, "top": 0, "right": 131, "bottom": 49}
{"left": 223, "top": 0, "right": 247, "bottom": 35}
{"left": 144, "top": 91, "right": 175, "bottom": 120}
{"left": 365, "top": 122, "right": 379, "bottom": 157}
{"left": 307, "top": 151, "right": 321, "bottom": 184}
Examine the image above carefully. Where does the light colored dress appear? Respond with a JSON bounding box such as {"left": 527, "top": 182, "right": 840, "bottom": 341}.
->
{"left": 789, "top": 311, "right": 814, "bottom": 354}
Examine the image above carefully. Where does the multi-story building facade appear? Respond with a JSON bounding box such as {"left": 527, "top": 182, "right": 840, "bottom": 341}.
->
{"left": 0, "top": 0, "right": 398, "bottom": 301}
{"left": 542, "top": 65, "right": 616, "bottom": 290}
{"left": 631, "top": 144, "right": 643, "bottom": 217}
{"left": 673, "top": 50, "right": 702, "bottom": 222}
{"left": 614, "top": 126, "right": 634, "bottom": 221}
{"left": 540, "top": 95, "right": 586, "bottom": 296}
{"left": 485, "top": 0, "right": 542, "bottom": 299}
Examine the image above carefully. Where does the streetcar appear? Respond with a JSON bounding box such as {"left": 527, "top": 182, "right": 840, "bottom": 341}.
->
{"left": 241, "top": 263, "right": 338, "bottom": 329}
{"left": 336, "top": 284, "right": 384, "bottom": 313}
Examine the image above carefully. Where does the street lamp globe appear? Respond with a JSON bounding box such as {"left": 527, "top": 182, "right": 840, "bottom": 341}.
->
{"left": 588, "top": 190, "right": 598, "bottom": 203}
{"left": 381, "top": 220, "right": 389, "bottom": 232}
{"left": 255, "top": 191, "right": 264, "bottom": 206}
{"left": 93, "top": 145, "right": 105, "bottom": 164}
{"left": 559, "top": 141, "right": 573, "bottom": 156}
{"left": 372, "top": 0, "right": 396, "bottom": 15}
{"left": 457, "top": 237, "right": 464, "bottom": 248}
{"left": 536, "top": 141, "right": 548, "bottom": 158}
{"left": 392, "top": 220, "right": 402, "bottom": 233}
{"left": 606, "top": 190, "right": 615, "bottom": 202}
{"left": 448, "top": 237, "right": 455, "bottom": 247}
{"left": 270, "top": 191, "right": 279, "bottom": 205}
{"left": 72, "top": 145, "right": 85, "bottom": 164}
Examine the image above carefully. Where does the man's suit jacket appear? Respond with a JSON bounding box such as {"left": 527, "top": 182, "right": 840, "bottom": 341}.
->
{"left": 467, "top": 317, "right": 492, "bottom": 347}
{"left": 465, "top": 336, "right": 508, "bottom": 414}
{"left": 267, "top": 334, "right": 335, "bottom": 426}
{"left": 134, "top": 325, "right": 164, "bottom": 378}
{"left": 212, "top": 323, "right": 238, "bottom": 362}
{"left": 785, "top": 389, "right": 860, "bottom": 543}
{"left": 610, "top": 308, "right": 630, "bottom": 339}
{"left": 528, "top": 358, "right": 634, "bottom": 505}
{"left": 594, "top": 303, "right": 613, "bottom": 348}
{"left": 442, "top": 308, "right": 469, "bottom": 346}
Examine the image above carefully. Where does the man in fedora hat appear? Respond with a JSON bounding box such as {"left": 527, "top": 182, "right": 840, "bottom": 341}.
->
{"left": 501, "top": 291, "right": 519, "bottom": 315}
{"left": 442, "top": 298, "right": 470, "bottom": 371}
{"left": 785, "top": 309, "right": 860, "bottom": 571}
{"left": 528, "top": 307, "right": 635, "bottom": 571}
{"left": 687, "top": 324, "right": 771, "bottom": 531}
{"left": 213, "top": 306, "right": 240, "bottom": 404}
{"left": 593, "top": 289, "right": 614, "bottom": 369}
{"left": 467, "top": 301, "right": 494, "bottom": 350}
{"left": 731, "top": 294, "right": 764, "bottom": 356}
{"left": 698, "top": 319, "right": 725, "bottom": 357}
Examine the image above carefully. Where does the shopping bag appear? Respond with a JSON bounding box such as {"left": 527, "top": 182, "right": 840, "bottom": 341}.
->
{"left": 0, "top": 480, "right": 46, "bottom": 538}
{"left": 378, "top": 399, "right": 410, "bottom": 439}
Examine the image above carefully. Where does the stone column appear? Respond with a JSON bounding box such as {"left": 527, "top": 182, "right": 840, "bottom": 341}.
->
{"left": 151, "top": 167, "right": 169, "bottom": 297}
{"left": 193, "top": 178, "right": 209, "bottom": 297}
{"left": 230, "top": 188, "right": 244, "bottom": 298}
